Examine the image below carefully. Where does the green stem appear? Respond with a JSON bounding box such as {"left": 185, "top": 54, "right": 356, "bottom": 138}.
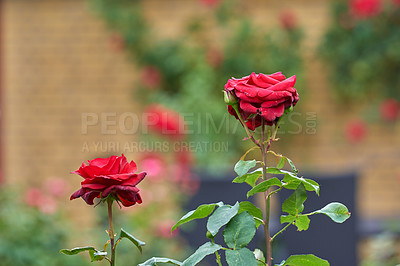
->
{"left": 261, "top": 120, "right": 282, "bottom": 266}
{"left": 271, "top": 222, "right": 292, "bottom": 243}
{"left": 215, "top": 251, "right": 223, "bottom": 266}
{"left": 261, "top": 121, "right": 272, "bottom": 266}
{"left": 107, "top": 199, "right": 115, "bottom": 266}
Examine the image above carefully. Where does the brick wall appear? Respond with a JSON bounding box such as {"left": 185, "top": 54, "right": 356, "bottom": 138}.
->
{"left": 2, "top": 0, "right": 399, "bottom": 224}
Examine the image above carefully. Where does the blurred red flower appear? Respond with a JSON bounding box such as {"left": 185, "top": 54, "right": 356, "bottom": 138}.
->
{"left": 45, "top": 177, "right": 69, "bottom": 198}
{"left": 141, "top": 153, "right": 165, "bottom": 181}
{"left": 206, "top": 47, "right": 224, "bottom": 68}
{"left": 199, "top": 0, "right": 220, "bottom": 7}
{"left": 155, "top": 220, "right": 179, "bottom": 239}
{"left": 108, "top": 33, "right": 125, "bottom": 52}
{"left": 279, "top": 10, "right": 297, "bottom": 30}
{"left": 380, "top": 98, "right": 399, "bottom": 121}
{"left": 350, "top": 0, "right": 382, "bottom": 19}
{"left": 145, "top": 104, "right": 186, "bottom": 139}
{"left": 392, "top": 0, "right": 400, "bottom": 6}
{"left": 344, "top": 119, "right": 367, "bottom": 143}
{"left": 24, "top": 188, "right": 44, "bottom": 208}
{"left": 141, "top": 66, "right": 162, "bottom": 89}
{"left": 24, "top": 188, "right": 58, "bottom": 214}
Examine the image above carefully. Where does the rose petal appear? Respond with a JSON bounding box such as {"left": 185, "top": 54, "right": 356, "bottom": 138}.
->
{"left": 70, "top": 188, "right": 86, "bottom": 200}
{"left": 82, "top": 191, "right": 101, "bottom": 205}
{"left": 240, "top": 101, "right": 258, "bottom": 113}
{"left": 260, "top": 104, "right": 285, "bottom": 122}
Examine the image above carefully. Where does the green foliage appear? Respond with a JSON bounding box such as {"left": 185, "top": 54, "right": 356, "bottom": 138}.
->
{"left": 234, "top": 160, "right": 257, "bottom": 177}
{"left": 320, "top": 0, "right": 400, "bottom": 101}
{"left": 182, "top": 242, "right": 222, "bottom": 266}
{"left": 60, "top": 246, "right": 96, "bottom": 256}
{"left": 233, "top": 171, "right": 262, "bottom": 187}
{"left": 282, "top": 183, "right": 307, "bottom": 216}
{"left": 225, "top": 248, "right": 258, "bottom": 266}
{"left": 223, "top": 212, "right": 256, "bottom": 249}
{"left": 172, "top": 202, "right": 223, "bottom": 232}
{"left": 282, "top": 173, "right": 320, "bottom": 196}
{"left": 238, "top": 201, "right": 263, "bottom": 228}
{"left": 276, "top": 254, "right": 330, "bottom": 266}
{"left": 0, "top": 188, "right": 90, "bottom": 266}
{"left": 314, "top": 202, "right": 351, "bottom": 223}
{"left": 119, "top": 228, "right": 146, "bottom": 253}
{"left": 138, "top": 257, "right": 183, "bottom": 266}
{"left": 89, "top": 250, "right": 107, "bottom": 262}
{"left": 207, "top": 202, "right": 240, "bottom": 236}
{"left": 247, "top": 178, "right": 282, "bottom": 198}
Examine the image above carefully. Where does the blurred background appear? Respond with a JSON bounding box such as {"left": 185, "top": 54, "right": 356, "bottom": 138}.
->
{"left": 1, "top": 0, "right": 399, "bottom": 265}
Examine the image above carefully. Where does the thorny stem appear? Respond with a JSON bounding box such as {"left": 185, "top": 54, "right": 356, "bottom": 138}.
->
{"left": 215, "top": 251, "right": 223, "bottom": 266}
{"left": 231, "top": 103, "right": 282, "bottom": 266}
{"left": 107, "top": 199, "right": 115, "bottom": 266}
{"left": 261, "top": 121, "right": 272, "bottom": 266}
{"left": 261, "top": 119, "right": 281, "bottom": 266}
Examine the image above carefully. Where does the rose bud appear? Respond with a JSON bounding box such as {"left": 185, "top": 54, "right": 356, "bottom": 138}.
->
{"left": 223, "top": 90, "right": 238, "bottom": 105}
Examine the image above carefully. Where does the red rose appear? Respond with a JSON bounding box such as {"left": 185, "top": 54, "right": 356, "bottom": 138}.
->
{"left": 350, "top": 0, "right": 382, "bottom": 19}
{"left": 70, "top": 154, "right": 146, "bottom": 207}
{"left": 344, "top": 119, "right": 367, "bottom": 143}
{"left": 199, "top": 0, "right": 220, "bottom": 7}
{"left": 392, "top": 0, "right": 400, "bottom": 6}
{"left": 279, "top": 10, "right": 297, "bottom": 30}
{"left": 145, "top": 104, "right": 186, "bottom": 139}
{"left": 206, "top": 47, "right": 224, "bottom": 68}
{"left": 380, "top": 98, "right": 399, "bottom": 121}
{"left": 141, "top": 66, "right": 162, "bottom": 89}
{"left": 225, "top": 72, "right": 299, "bottom": 130}
{"left": 108, "top": 33, "right": 125, "bottom": 53}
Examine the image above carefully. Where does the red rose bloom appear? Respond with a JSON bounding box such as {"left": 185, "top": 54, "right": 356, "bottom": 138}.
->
{"left": 70, "top": 154, "right": 146, "bottom": 207}
{"left": 350, "top": 0, "right": 382, "bottom": 19}
{"left": 141, "top": 66, "right": 162, "bottom": 89}
{"left": 279, "top": 10, "right": 297, "bottom": 30}
{"left": 199, "top": 0, "right": 220, "bottom": 7}
{"left": 380, "top": 98, "right": 399, "bottom": 121}
{"left": 145, "top": 104, "right": 186, "bottom": 139}
{"left": 344, "top": 119, "right": 367, "bottom": 143}
{"left": 225, "top": 72, "right": 299, "bottom": 130}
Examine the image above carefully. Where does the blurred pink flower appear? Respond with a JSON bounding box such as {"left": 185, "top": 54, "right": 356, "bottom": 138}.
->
{"left": 380, "top": 98, "right": 399, "bottom": 121}
{"left": 38, "top": 196, "right": 58, "bottom": 214}
{"left": 279, "top": 10, "right": 297, "bottom": 30}
{"left": 24, "top": 188, "right": 44, "bottom": 207}
{"left": 24, "top": 188, "right": 58, "bottom": 214}
{"left": 155, "top": 220, "right": 179, "bottom": 239}
{"left": 344, "top": 119, "right": 367, "bottom": 143}
{"left": 45, "top": 177, "right": 69, "bottom": 198}
{"left": 199, "top": 0, "right": 220, "bottom": 7}
{"left": 392, "top": 0, "right": 400, "bottom": 6}
{"left": 350, "top": 0, "right": 382, "bottom": 19}
{"left": 108, "top": 33, "right": 125, "bottom": 52}
{"left": 141, "top": 66, "right": 162, "bottom": 89}
{"left": 141, "top": 153, "right": 165, "bottom": 181}
{"left": 206, "top": 48, "right": 224, "bottom": 68}
{"left": 145, "top": 104, "right": 186, "bottom": 140}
